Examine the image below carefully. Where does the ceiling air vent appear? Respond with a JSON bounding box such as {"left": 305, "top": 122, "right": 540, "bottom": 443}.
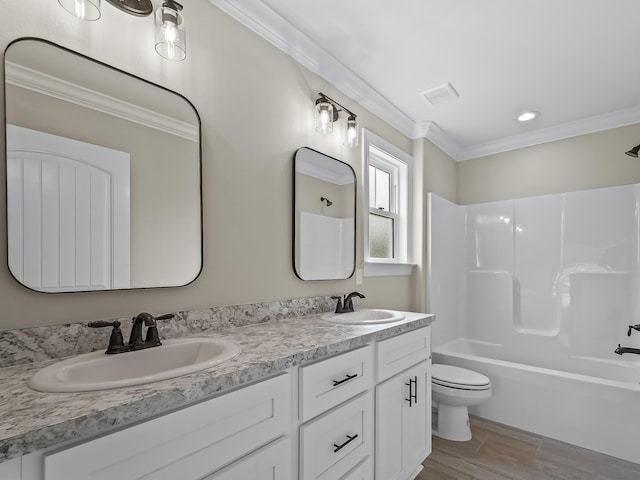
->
{"left": 420, "top": 82, "right": 459, "bottom": 105}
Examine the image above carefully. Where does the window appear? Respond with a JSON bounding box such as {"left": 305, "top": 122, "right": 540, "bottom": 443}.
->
{"left": 369, "top": 153, "right": 397, "bottom": 259}
{"left": 362, "top": 130, "right": 414, "bottom": 276}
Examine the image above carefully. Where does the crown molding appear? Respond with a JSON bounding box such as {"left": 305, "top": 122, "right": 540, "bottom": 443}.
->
{"left": 296, "top": 156, "right": 353, "bottom": 185}
{"left": 454, "top": 106, "right": 640, "bottom": 161}
{"left": 209, "top": 1, "right": 640, "bottom": 163}
{"left": 5, "top": 62, "right": 199, "bottom": 143}
{"left": 209, "top": 0, "right": 416, "bottom": 138}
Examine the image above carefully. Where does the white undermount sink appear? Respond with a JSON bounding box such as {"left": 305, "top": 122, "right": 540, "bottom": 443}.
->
{"left": 27, "top": 337, "right": 241, "bottom": 393}
{"left": 322, "top": 309, "right": 405, "bottom": 325}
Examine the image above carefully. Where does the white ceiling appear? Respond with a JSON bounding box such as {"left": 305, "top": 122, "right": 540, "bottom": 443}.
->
{"left": 210, "top": 0, "right": 640, "bottom": 161}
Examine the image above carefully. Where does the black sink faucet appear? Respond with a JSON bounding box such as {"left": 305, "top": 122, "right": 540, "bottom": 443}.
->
{"left": 89, "top": 312, "right": 174, "bottom": 354}
{"left": 129, "top": 312, "right": 175, "bottom": 350}
{"left": 615, "top": 344, "right": 640, "bottom": 355}
{"left": 332, "top": 292, "right": 365, "bottom": 313}
{"left": 344, "top": 292, "right": 365, "bottom": 312}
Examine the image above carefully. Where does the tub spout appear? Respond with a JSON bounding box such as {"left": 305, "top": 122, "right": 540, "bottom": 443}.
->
{"left": 615, "top": 344, "right": 640, "bottom": 355}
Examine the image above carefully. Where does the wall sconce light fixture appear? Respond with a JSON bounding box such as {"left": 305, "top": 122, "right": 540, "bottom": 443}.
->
{"left": 625, "top": 144, "right": 640, "bottom": 158}
{"left": 314, "top": 93, "right": 360, "bottom": 148}
{"left": 57, "top": 0, "right": 186, "bottom": 62}
{"left": 155, "top": 1, "right": 186, "bottom": 62}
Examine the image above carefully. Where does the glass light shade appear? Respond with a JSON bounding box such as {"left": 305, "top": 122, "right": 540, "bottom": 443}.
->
{"left": 315, "top": 101, "right": 334, "bottom": 134}
{"left": 345, "top": 115, "right": 359, "bottom": 148}
{"left": 58, "top": 0, "right": 101, "bottom": 20}
{"left": 155, "top": 3, "right": 186, "bottom": 62}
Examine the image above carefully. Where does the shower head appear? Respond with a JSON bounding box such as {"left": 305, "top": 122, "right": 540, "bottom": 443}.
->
{"left": 625, "top": 144, "right": 640, "bottom": 158}
{"left": 320, "top": 197, "right": 333, "bottom": 206}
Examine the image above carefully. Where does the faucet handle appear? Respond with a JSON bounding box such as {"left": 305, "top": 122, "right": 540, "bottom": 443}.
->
{"left": 144, "top": 313, "right": 175, "bottom": 346}
{"left": 88, "top": 320, "right": 126, "bottom": 354}
{"left": 627, "top": 324, "right": 640, "bottom": 336}
{"left": 331, "top": 295, "right": 345, "bottom": 313}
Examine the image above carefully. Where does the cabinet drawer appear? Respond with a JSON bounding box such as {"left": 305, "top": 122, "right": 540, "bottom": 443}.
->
{"left": 376, "top": 327, "right": 430, "bottom": 382}
{"left": 300, "top": 345, "right": 373, "bottom": 422}
{"left": 339, "top": 457, "right": 373, "bottom": 480}
{"left": 300, "top": 392, "right": 373, "bottom": 480}
{"left": 205, "top": 437, "right": 291, "bottom": 480}
{"left": 43, "top": 372, "right": 291, "bottom": 480}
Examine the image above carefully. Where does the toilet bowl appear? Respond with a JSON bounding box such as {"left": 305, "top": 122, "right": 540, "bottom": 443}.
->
{"left": 432, "top": 364, "right": 492, "bottom": 441}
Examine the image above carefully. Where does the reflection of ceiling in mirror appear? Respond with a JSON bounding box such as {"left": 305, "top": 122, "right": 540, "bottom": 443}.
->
{"left": 4, "top": 39, "right": 198, "bottom": 139}
{"left": 295, "top": 148, "right": 354, "bottom": 185}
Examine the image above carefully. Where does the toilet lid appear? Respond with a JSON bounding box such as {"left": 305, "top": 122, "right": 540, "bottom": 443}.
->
{"left": 432, "top": 364, "right": 490, "bottom": 389}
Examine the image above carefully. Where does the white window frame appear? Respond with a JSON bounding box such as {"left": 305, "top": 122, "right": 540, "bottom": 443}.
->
{"left": 362, "top": 129, "right": 414, "bottom": 276}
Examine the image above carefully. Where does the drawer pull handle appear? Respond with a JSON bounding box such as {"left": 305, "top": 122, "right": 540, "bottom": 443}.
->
{"left": 405, "top": 376, "right": 418, "bottom": 407}
{"left": 332, "top": 373, "right": 358, "bottom": 386}
{"left": 333, "top": 434, "right": 358, "bottom": 453}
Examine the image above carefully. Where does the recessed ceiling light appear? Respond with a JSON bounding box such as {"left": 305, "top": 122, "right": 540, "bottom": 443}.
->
{"left": 517, "top": 111, "right": 540, "bottom": 122}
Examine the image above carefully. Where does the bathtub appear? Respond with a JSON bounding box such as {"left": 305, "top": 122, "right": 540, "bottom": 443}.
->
{"left": 433, "top": 338, "right": 640, "bottom": 464}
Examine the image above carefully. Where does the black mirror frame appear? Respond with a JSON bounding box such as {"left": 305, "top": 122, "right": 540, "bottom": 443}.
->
{"left": 292, "top": 147, "right": 357, "bottom": 281}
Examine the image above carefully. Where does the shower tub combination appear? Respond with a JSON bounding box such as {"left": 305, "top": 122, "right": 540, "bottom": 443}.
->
{"left": 427, "top": 185, "right": 640, "bottom": 465}
{"left": 433, "top": 338, "right": 640, "bottom": 464}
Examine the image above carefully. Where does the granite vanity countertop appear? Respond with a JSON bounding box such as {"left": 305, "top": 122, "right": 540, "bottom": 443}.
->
{"left": 0, "top": 311, "right": 433, "bottom": 463}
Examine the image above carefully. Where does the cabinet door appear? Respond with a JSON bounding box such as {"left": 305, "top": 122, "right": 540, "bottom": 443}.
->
{"left": 375, "top": 361, "right": 429, "bottom": 480}
{"left": 0, "top": 457, "right": 20, "bottom": 480}
{"left": 43, "top": 373, "right": 291, "bottom": 480}
{"left": 205, "top": 437, "right": 290, "bottom": 480}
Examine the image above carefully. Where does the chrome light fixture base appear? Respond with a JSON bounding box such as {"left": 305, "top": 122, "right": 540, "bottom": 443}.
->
{"left": 105, "top": 0, "right": 153, "bottom": 16}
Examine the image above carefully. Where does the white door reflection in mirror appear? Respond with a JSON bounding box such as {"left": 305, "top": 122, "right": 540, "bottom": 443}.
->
{"left": 7, "top": 125, "right": 130, "bottom": 292}
{"left": 293, "top": 147, "right": 356, "bottom": 281}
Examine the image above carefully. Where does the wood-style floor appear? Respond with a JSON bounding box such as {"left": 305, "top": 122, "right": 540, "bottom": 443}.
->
{"left": 419, "top": 416, "right": 640, "bottom": 480}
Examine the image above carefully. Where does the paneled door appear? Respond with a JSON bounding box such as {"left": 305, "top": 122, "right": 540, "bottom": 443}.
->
{"left": 6, "top": 124, "right": 130, "bottom": 291}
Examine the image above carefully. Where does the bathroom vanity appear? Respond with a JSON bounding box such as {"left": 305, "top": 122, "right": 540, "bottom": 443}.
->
{"left": 0, "top": 310, "right": 433, "bottom": 480}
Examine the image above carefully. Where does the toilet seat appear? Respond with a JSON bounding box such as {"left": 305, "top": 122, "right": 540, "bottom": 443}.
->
{"left": 432, "top": 364, "right": 491, "bottom": 391}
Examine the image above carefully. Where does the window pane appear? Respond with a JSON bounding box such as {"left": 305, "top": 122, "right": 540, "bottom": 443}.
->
{"left": 369, "top": 213, "right": 394, "bottom": 258}
{"left": 369, "top": 165, "right": 376, "bottom": 208}
{"left": 375, "top": 168, "right": 390, "bottom": 211}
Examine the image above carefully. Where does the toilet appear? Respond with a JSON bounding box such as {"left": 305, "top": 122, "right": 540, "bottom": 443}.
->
{"left": 431, "top": 364, "right": 492, "bottom": 441}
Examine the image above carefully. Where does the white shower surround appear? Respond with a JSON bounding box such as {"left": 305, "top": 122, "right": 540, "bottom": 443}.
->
{"left": 427, "top": 187, "right": 640, "bottom": 463}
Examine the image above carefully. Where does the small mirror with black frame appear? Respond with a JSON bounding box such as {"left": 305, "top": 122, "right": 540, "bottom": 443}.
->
{"left": 293, "top": 147, "right": 356, "bottom": 280}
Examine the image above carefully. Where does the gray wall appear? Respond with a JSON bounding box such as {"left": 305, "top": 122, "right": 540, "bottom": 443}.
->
{"left": 0, "top": 0, "right": 435, "bottom": 330}
{"left": 458, "top": 123, "right": 640, "bottom": 204}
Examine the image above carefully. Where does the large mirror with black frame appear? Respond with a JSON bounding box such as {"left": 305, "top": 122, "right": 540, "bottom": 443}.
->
{"left": 293, "top": 147, "right": 356, "bottom": 280}
{"left": 4, "top": 38, "right": 202, "bottom": 292}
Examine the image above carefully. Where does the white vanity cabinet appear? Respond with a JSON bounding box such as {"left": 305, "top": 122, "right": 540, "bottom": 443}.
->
{"left": 298, "top": 345, "right": 375, "bottom": 480}
{"left": 375, "top": 327, "right": 432, "bottom": 480}
{"left": 40, "top": 372, "right": 292, "bottom": 480}
{"left": 297, "top": 325, "right": 432, "bottom": 480}
{"left": 6, "top": 321, "right": 433, "bottom": 480}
